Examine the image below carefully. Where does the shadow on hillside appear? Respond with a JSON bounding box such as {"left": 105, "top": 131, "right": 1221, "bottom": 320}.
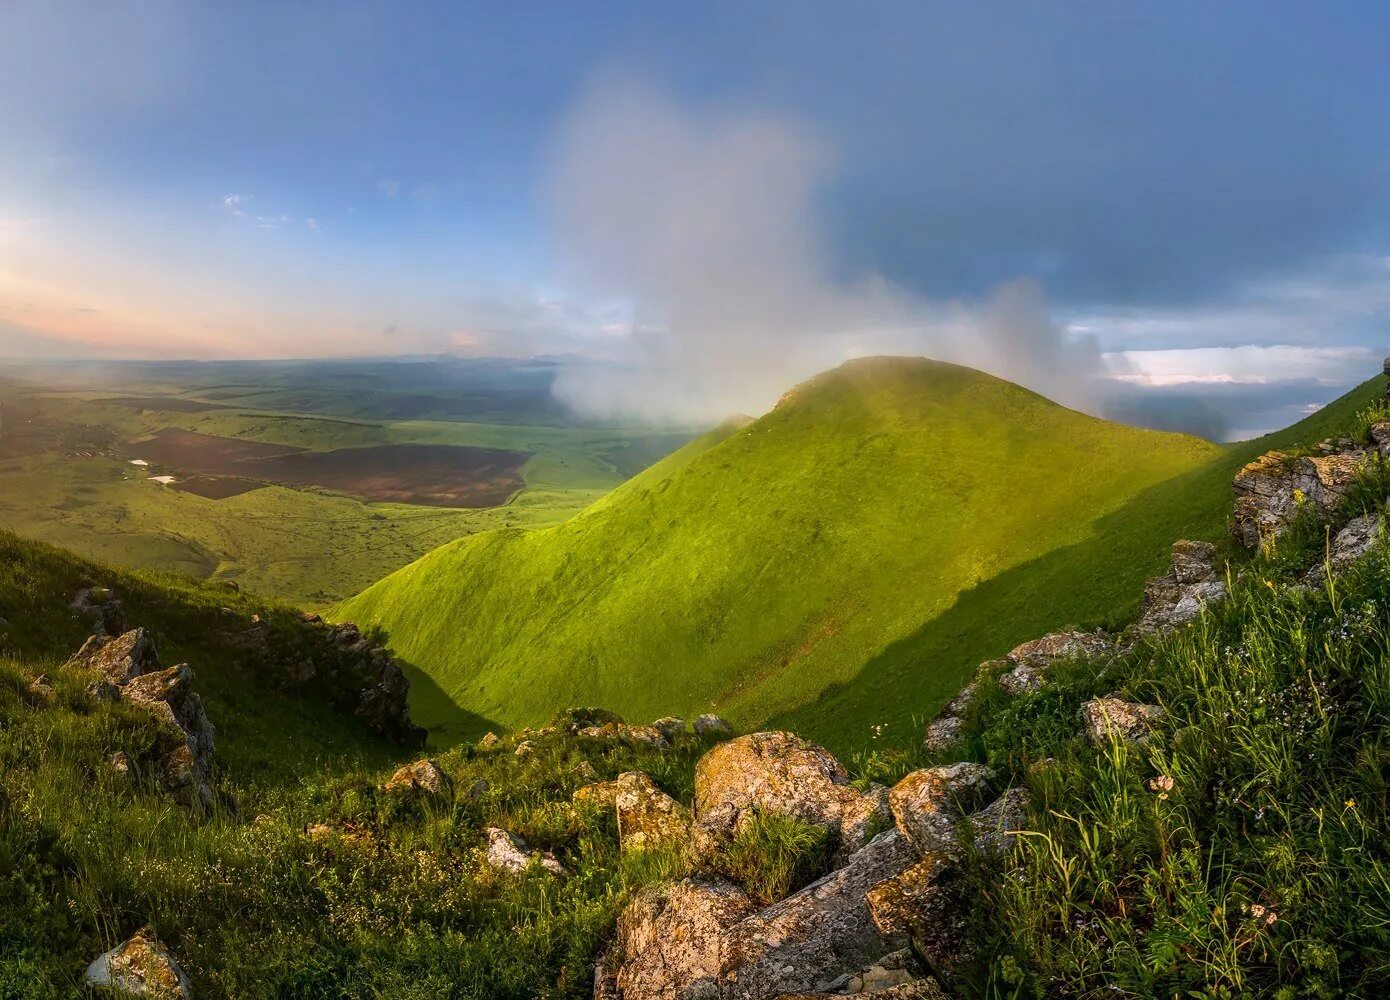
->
{"left": 393, "top": 654, "right": 502, "bottom": 750}
{"left": 767, "top": 452, "right": 1245, "bottom": 752}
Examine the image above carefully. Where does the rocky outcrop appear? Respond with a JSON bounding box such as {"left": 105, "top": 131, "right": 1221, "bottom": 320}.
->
{"left": 85, "top": 928, "right": 192, "bottom": 998}
{"left": 995, "top": 630, "right": 1114, "bottom": 696}
{"left": 65, "top": 627, "right": 160, "bottom": 685}
{"left": 578, "top": 721, "right": 670, "bottom": 748}
{"left": 384, "top": 758, "right": 454, "bottom": 801}
{"left": 1305, "top": 513, "right": 1383, "bottom": 582}
{"left": 694, "top": 732, "right": 889, "bottom": 855}
{"left": 615, "top": 772, "right": 691, "bottom": 854}
{"left": 71, "top": 586, "right": 126, "bottom": 637}
{"left": 969, "top": 787, "right": 1030, "bottom": 855}
{"left": 694, "top": 714, "right": 733, "bottom": 739}
{"left": 482, "top": 827, "right": 564, "bottom": 877}
{"left": 595, "top": 877, "right": 757, "bottom": 1000}
{"left": 652, "top": 717, "right": 686, "bottom": 741}
{"left": 921, "top": 684, "right": 976, "bottom": 753}
{"left": 887, "top": 764, "right": 993, "bottom": 855}
{"left": 1081, "top": 697, "right": 1164, "bottom": 747}
{"left": 1136, "top": 540, "right": 1227, "bottom": 633}
{"left": 1232, "top": 450, "right": 1368, "bottom": 548}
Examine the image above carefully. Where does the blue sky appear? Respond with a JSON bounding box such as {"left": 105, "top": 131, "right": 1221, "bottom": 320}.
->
{"left": 3, "top": 2, "right": 1389, "bottom": 432}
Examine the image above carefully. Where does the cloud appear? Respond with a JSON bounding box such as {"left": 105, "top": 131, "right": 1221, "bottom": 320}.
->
{"left": 546, "top": 79, "right": 1108, "bottom": 424}
{"left": 220, "top": 193, "right": 251, "bottom": 216}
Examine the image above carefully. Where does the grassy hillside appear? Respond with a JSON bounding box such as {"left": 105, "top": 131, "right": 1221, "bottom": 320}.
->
{"left": 341, "top": 357, "right": 1321, "bottom": 751}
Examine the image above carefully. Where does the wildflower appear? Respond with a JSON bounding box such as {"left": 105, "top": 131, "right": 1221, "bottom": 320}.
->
{"left": 1345, "top": 798, "right": 1357, "bottom": 810}
{"left": 1147, "top": 775, "right": 1175, "bottom": 798}
{"left": 1248, "top": 903, "right": 1277, "bottom": 928}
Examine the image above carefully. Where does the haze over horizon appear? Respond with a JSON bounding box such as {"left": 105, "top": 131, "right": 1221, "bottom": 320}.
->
{"left": 3, "top": 2, "right": 1389, "bottom": 436}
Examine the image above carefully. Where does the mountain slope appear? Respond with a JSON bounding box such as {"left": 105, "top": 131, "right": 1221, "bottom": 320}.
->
{"left": 340, "top": 357, "right": 1251, "bottom": 749}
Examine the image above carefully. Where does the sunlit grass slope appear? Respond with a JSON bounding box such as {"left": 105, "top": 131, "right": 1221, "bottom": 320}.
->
{"left": 340, "top": 357, "right": 1252, "bottom": 749}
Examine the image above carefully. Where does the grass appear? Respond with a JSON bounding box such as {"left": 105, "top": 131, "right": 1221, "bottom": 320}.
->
{"left": 341, "top": 359, "right": 1381, "bottom": 754}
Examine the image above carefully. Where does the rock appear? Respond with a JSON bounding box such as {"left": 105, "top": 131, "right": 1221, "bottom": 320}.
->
{"left": 298, "top": 610, "right": 323, "bottom": 623}
{"left": 1137, "top": 540, "right": 1228, "bottom": 633}
{"left": 594, "top": 877, "right": 756, "bottom": 1000}
{"left": 123, "top": 664, "right": 217, "bottom": 813}
{"left": 1081, "top": 697, "right": 1165, "bottom": 747}
{"left": 464, "top": 778, "right": 490, "bottom": 801}
{"left": 969, "top": 787, "right": 1030, "bottom": 854}
{"left": 693, "top": 714, "right": 733, "bottom": 739}
{"left": 86, "top": 679, "right": 122, "bottom": 702}
{"left": 514, "top": 740, "right": 536, "bottom": 757}
{"left": 1007, "top": 630, "right": 1113, "bottom": 667}
{"left": 482, "top": 827, "right": 564, "bottom": 877}
{"left": 355, "top": 657, "right": 427, "bottom": 747}
{"left": 864, "top": 852, "right": 968, "bottom": 975}
{"left": 577, "top": 722, "right": 669, "bottom": 748}
{"left": 110, "top": 751, "right": 132, "bottom": 776}
{"left": 84, "top": 927, "right": 192, "bottom": 998}
{"left": 27, "top": 673, "right": 53, "bottom": 701}
{"left": 997, "top": 663, "right": 1046, "bottom": 696}
{"left": 573, "top": 779, "right": 622, "bottom": 808}
{"left": 616, "top": 772, "right": 691, "bottom": 853}
{"left": 71, "top": 587, "right": 126, "bottom": 636}
{"left": 1306, "top": 513, "right": 1383, "bottom": 582}
{"left": 1232, "top": 450, "right": 1367, "bottom": 548}
{"left": 562, "top": 706, "right": 626, "bottom": 730}
{"left": 772, "top": 980, "right": 946, "bottom": 1000}
{"left": 718, "top": 829, "right": 918, "bottom": 998}
{"left": 64, "top": 628, "right": 159, "bottom": 685}
{"left": 694, "top": 732, "right": 889, "bottom": 854}
{"left": 478, "top": 731, "right": 501, "bottom": 748}
{"left": 652, "top": 716, "right": 686, "bottom": 741}
{"left": 921, "top": 715, "right": 965, "bottom": 752}
{"left": 384, "top": 758, "right": 454, "bottom": 800}
{"left": 887, "top": 763, "right": 993, "bottom": 855}
{"left": 1370, "top": 423, "right": 1390, "bottom": 459}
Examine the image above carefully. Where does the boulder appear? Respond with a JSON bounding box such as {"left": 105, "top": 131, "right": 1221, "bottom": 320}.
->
{"left": 863, "top": 852, "right": 968, "bottom": 975}
{"left": 718, "top": 829, "right": 918, "bottom": 998}
{"left": 652, "top": 716, "right": 687, "bottom": 741}
{"left": 594, "top": 877, "right": 756, "bottom": 1000}
{"left": 355, "top": 658, "right": 427, "bottom": 747}
{"left": 482, "top": 827, "right": 564, "bottom": 877}
{"left": 1136, "top": 540, "right": 1227, "bottom": 633}
{"left": 1370, "top": 422, "right": 1390, "bottom": 459}
{"left": 887, "top": 764, "right": 993, "bottom": 855}
{"left": 1081, "top": 697, "right": 1165, "bottom": 747}
{"left": 1007, "top": 630, "right": 1113, "bottom": 667}
{"left": 969, "top": 787, "right": 1031, "bottom": 855}
{"left": 478, "top": 731, "right": 501, "bottom": 749}
{"left": 921, "top": 715, "right": 965, "bottom": 752}
{"left": 997, "top": 663, "right": 1045, "bottom": 696}
{"left": 573, "top": 779, "right": 622, "bottom": 808}
{"left": 615, "top": 772, "right": 691, "bottom": 853}
{"left": 384, "top": 758, "right": 453, "bottom": 800}
{"left": 84, "top": 927, "right": 192, "bottom": 998}
{"left": 693, "top": 714, "right": 733, "bottom": 739}
{"left": 1232, "top": 450, "right": 1367, "bottom": 548}
{"left": 694, "top": 732, "right": 889, "bottom": 854}
{"left": 123, "top": 664, "right": 217, "bottom": 813}
{"left": 772, "top": 981, "right": 945, "bottom": 1000}
{"left": 65, "top": 628, "right": 159, "bottom": 685}
{"left": 1305, "top": 513, "right": 1382, "bottom": 582}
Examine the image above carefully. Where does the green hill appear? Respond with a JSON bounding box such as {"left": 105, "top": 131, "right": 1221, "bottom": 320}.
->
{"left": 340, "top": 357, "right": 1380, "bottom": 751}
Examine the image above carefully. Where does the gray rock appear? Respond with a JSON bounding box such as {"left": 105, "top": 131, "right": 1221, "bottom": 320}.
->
{"left": 123, "top": 664, "right": 217, "bottom": 813}
{"left": 1007, "top": 630, "right": 1113, "bottom": 667}
{"left": 84, "top": 927, "right": 192, "bottom": 998}
{"left": 383, "top": 758, "right": 453, "bottom": 800}
{"left": 970, "top": 787, "right": 1031, "bottom": 855}
{"left": 1137, "top": 540, "right": 1227, "bottom": 633}
{"left": 615, "top": 771, "right": 691, "bottom": 854}
{"left": 1081, "top": 697, "right": 1165, "bottom": 747}
{"left": 64, "top": 628, "right": 159, "bottom": 685}
{"left": 693, "top": 714, "right": 733, "bottom": 739}
{"left": 1233, "top": 450, "right": 1367, "bottom": 548}
{"left": 1305, "top": 513, "right": 1382, "bottom": 583}
{"left": 482, "top": 827, "right": 564, "bottom": 876}
{"left": 997, "top": 662, "right": 1046, "bottom": 696}
{"left": 887, "top": 763, "right": 993, "bottom": 855}
{"left": 652, "top": 716, "right": 687, "bottom": 741}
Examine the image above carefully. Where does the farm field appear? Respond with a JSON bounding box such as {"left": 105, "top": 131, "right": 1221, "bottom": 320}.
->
{"left": 0, "top": 358, "right": 692, "bottom": 605}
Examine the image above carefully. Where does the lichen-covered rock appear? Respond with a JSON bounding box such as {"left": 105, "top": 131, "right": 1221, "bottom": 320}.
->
{"left": 997, "top": 662, "right": 1046, "bottom": 696}
{"left": 772, "top": 980, "right": 946, "bottom": 999}
{"left": 84, "top": 927, "right": 192, "bottom": 998}
{"left": 594, "top": 877, "right": 756, "bottom": 1000}
{"left": 562, "top": 706, "right": 627, "bottom": 730}
{"left": 573, "top": 779, "right": 622, "bottom": 808}
{"left": 1233, "top": 450, "right": 1367, "bottom": 548}
{"left": 652, "top": 717, "right": 687, "bottom": 741}
{"left": 694, "top": 732, "right": 889, "bottom": 854}
{"left": 65, "top": 628, "right": 159, "bottom": 685}
{"left": 478, "top": 731, "right": 501, "bottom": 748}
{"left": 1370, "top": 423, "right": 1390, "bottom": 459}
{"left": 384, "top": 758, "right": 453, "bottom": 800}
{"left": 970, "top": 787, "right": 1030, "bottom": 854}
{"left": 1137, "top": 540, "right": 1227, "bottom": 633}
{"left": 1305, "top": 513, "right": 1383, "bottom": 582}
{"left": 578, "top": 722, "right": 670, "bottom": 748}
{"left": 123, "top": 664, "right": 217, "bottom": 813}
{"left": 887, "top": 763, "right": 993, "bottom": 855}
{"left": 355, "top": 658, "right": 427, "bottom": 747}
{"left": 71, "top": 586, "right": 126, "bottom": 637}
{"left": 616, "top": 772, "right": 691, "bottom": 853}
{"left": 718, "top": 828, "right": 917, "bottom": 998}
{"left": 921, "top": 715, "right": 964, "bottom": 752}
{"left": 864, "top": 852, "right": 968, "bottom": 975}
{"left": 1081, "top": 697, "right": 1165, "bottom": 747}
{"left": 1007, "top": 630, "right": 1113, "bottom": 667}
{"left": 482, "top": 827, "right": 564, "bottom": 876}
{"left": 693, "top": 714, "right": 733, "bottom": 739}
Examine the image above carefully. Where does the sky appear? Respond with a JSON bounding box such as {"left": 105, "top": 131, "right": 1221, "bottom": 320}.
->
{"left": 3, "top": 1, "right": 1389, "bottom": 436}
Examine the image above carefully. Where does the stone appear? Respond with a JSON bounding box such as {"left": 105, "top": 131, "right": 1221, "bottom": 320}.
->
{"left": 718, "top": 829, "right": 917, "bottom": 998}
{"left": 71, "top": 587, "right": 126, "bottom": 636}
{"left": 1081, "top": 697, "right": 1165, "bottom": 747}
{"left": 482, "top": 827, "right": 564, "bottom": 877}
{"left": 574, "top": 779, "right": 622, "bottom": 808}
{"left": 693, "top": 714, "right": 733, "bottom": 739}
{"left": 969, "top": 787, "right": 1031, "bottom": 855}
{"left": 1370, "top": 423, "right": 1390, "bottom": 459}
{"left": 65, "top": 628, "right": 159, "bottom": 685}
{"left": 1137, "top": 540, "right": 1228, "bottom": 633}
{"left": 594, "top": 877, "right": 756, "bottom": 1000}
{"left": 997, "top": 663, "right": 1045, "bottom": 696}
{"left": 887, "top": 763, "right": 993, "bottom": 855}
{"left": 1305, "top": 513, "right": 1382, "bottom": 582}
{"left": 864, "top": 852, "right": 969, "bottom": 974}
{"left": 772, "top": 981, "right": 946, "bottom": 1000}
{"left": 464, "top": 778, "right": 490, "bottom": 801}
{"left": 478, "top": 731, "right": 501, "bottom": 748}
{"left": 652, "top": 716, "right": 687, "bottom": 741}
{"left": 577, "top": 722, "right": 669, "bottom": 748}
{"left": 1232, "top": 450, "right": 1367, "bottom": 548}
{"left": 514, "top": 740, "right": 536, "bottom": 757}
{"left": 384, "top": 758, "right": 454, "bottom": 800}
{"left": 562, "top": 706, "right": 626, "bottom": 730}
{"left": 355, "top": 657, "right": 427, "bottom": 747}
{"left": 27, "top": 673, "right": 54, "bottom": 701}
{"left": 615, "top": 772, "right": 691, "bottom": 853}
{"left": 1007, "top": 630, "right": 1113, "bottom": 667}
{"left": 123, "top": 664, "right": 217, "bottom": 813}
{"left": 110, "top": 751, "right": 132, "bottom": 776}
{"left": 694, "top": 732, "right": 890, "bottom": 854}
{"left": 921, "top": 715, "right": 965, "bottom": 752}
{"left": 84, "top": 927, "right": 192, "bottom": 998}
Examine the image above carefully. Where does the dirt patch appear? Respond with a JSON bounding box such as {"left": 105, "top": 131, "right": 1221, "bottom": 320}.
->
{"left": 126, "top": 429, "right": 528, "bottom": 507}
{"left": 173, "top": 477, "right": 267, "bottom": 499}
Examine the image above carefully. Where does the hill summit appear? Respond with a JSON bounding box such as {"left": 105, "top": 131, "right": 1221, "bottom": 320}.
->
{"left": 339, "top": 356, "right": 1233, "bottom": 748}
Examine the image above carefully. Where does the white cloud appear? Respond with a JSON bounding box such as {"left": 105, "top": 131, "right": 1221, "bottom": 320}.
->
{"left": 220, "top": 193, "right": 251, "bottom": 216}
{"left": 1107, "top": 344, "right": 1378, "bottom": 387}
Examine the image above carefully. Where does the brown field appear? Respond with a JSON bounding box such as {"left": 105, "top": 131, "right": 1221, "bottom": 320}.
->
{"left": 126, "top": 429, "right": 528, "bottom": 507}
{"left": 172, "top": 477, "right": 267, "bottom": 499}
